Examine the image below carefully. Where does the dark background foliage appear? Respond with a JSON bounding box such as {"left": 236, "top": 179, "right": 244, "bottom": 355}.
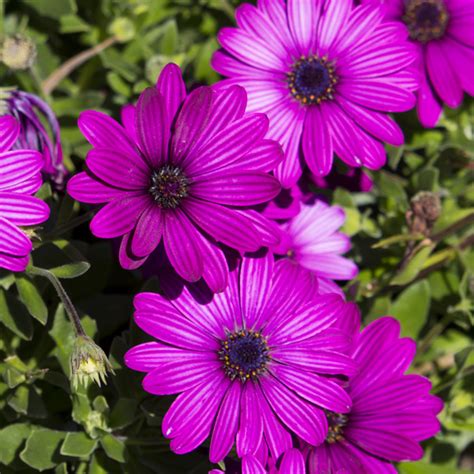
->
{"left": 0, "top": 0, "right": 472, "bottom": 472}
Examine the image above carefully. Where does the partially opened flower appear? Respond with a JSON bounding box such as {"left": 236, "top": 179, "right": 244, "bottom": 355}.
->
{"left": 273, "top": 200, "right": 358, "bottom": 295}
{"left": 125, "top": 254, "right": 356, "bottom": 463}
{"left": 371, "top": 0, "right": 474, "bottom": 127}
{"left": 1, "top": 89, "right": 66, "bottom": 187}
{"left": 0, "top": 116, "right": 50, "bottom": 271}
{"left": 212, "top": 0, "right": 418, "bottom": 186}
{"left": 68, "top": 63, "right": 283, "bottom": 292}
{"left": 305, "top": 317, "right": 443, "bottom": 473}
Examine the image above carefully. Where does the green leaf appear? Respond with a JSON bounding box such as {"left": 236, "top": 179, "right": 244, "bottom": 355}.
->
{"left": 7, "top": 385, "right": 48, "bottom": 418}
{"left": 15, "top": 275, "right": 48, "bottom": 325}
{"left": 0, "top": 288, "right": 33, "bottom": 340}
{"left": 0, "top": 423, "right": 30, "bottom": 465}
{"left": 390, "top": 244, "right": 435, "bottom": 286}
{"left": 60, "top": 432, "right": 97, "bottom": 457}
{"left": 109, "top": 398, "right": 138, "bottom": 429}
{"left": 49, "top": 261, "right": 90, "bottom": 279}
{"left": 20, "top": 429, "right": 67, "bottom": 471}
{"left": 390, "top": 280, "right": 431, "bottom": 339}
{"left": 100, "top": 434, "right": 127, "bottom": 463}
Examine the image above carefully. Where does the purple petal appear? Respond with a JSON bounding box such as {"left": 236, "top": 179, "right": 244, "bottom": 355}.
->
{"left": 156, "top": 63, "right": 186, "bottom": 125}
{"left": 303, "top": 107, "right": 333, "bottom": 177}
{"left": 67, "top": 172, "right": 127, "bottom": 204}
{"left": 196, "top": 235, "right": 228, "bottom": 294}
{"left": 131, "top": 204, "right": 163, "bottom": 257}
{"left": 0, "top": 217, "right": 32, "bottom": 256}
{"left": 0, "top": 193, "right": 50, "bottom": 226}
{"left": 0, "top": 252, "right": 29, "bottom": 272}
{"left": 209, "top": 381, "right": 241, "bottom": 462}
{"left": 89, "top": 195, "right": 147, "bottom": 238}
{"left": 279, "top": 448, "right": 306, "bottom": 474}
{"left": 192, "top": 171, "right": 280, "bottom": 206}
{"left": 183, "top": 197, "right": 261, "bottom": 253}
{"left": 163, "top": 208, "right": 204, "bottom": 282}
{"left": 118, "top": 232, "right": 149, "bottom": 270}
{"left": 0, "top": 150, "right": 43, "bottom": 188}
{"left": 78, "top": 110, "right": 139, "bottom": 158}
{"left": 136, "top": 87, "right": 169, "bottom": 167}
{"left": 318, "top": 0, "right": 351, "bottom": 54}
{"left": 417, "top": 68, "right": 443, "bottom": 128}
{"left": 242, "top": 455, "right": 266, "bottom": 474}
{"left": 86, "top": 148, "right": 149, "bottom": 190}
{"left": 236, "top": 382, "right": 264, "bottom": 457}
{"left": 0, "top": 116, "right": 20, "bottom": 153}
{"left": 287, "top": 0, "right": 320, "bottom": 53}
{"left": 120, "top": 104, "right": 137, "bottom": 141}
{"left": 143, "top": 359, "right": 222, "bottom": 395}
{"left": 260, "top": 375, "right": 328, "bottom": 445}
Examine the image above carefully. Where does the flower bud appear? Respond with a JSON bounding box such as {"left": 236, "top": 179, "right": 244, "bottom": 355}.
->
{"left": 1, "top": 35, "right": 37, "bottom": 70}
{"left": 70, "top": 335, "right": 114, "bottom": 390}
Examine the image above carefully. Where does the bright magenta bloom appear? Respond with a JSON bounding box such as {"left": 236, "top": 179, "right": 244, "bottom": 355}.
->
{"left": 68, "top": 64, "right": 283, "bottom": 292}
{"left": 0, "top": 116, "right": 49, "bottom": 271}
{"left": 125, "top": 254, "right": 356, "bottom": 463}
{"left": 212, "top": 0, "right": 418, "bottom": 186}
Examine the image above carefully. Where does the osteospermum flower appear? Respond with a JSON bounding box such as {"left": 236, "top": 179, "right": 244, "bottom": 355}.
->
{"left": 0, "top": 116, "right": 50, "bottom": 271}
{"left": 371, "top": 0, "right": 474, "bottom": 127}
{"left": 125, "top": 254, "right": 357, "bottom": 463}
{"left": 1, "top": 89, "right": 66, "bottom": 187}
{"left": 212, "top": 0, "right": 418, "bottom": 186}
{"left": 305, "top": 317, "right": 443, "bottom": 473}
{"left": 67, "top": 63, "right": 283, "bottom": 292}
{"left": 273, "top": 199, "right": 358, "bottom": 295}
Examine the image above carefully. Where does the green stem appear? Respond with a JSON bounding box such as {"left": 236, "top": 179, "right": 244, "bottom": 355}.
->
{"left": 28, "top": 266, "right": 86, "bottom": 337}
{"left": 418, "top": 311, "right": 458, "bottom": 355}
{"left": 44, "top": 210, "right": 95, "bottom": 239}
{"left": 0, "top": 0, "right": 5, "bottom": 42}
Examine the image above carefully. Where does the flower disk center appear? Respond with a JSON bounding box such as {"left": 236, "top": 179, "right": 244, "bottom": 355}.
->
{"left": 326, "top": 412, "right": 348, "bottom": 444}
{"left": 404, "top": 0, "right": 449, "bottom": 43}
{"left": 219, "top": 330, "right": 270, "bottom": 382}
{"left": 149, "top": 165, "right": 188, "bottom": 209}
{"left": 287, "top": 55, "right": 337, "bottom": 105}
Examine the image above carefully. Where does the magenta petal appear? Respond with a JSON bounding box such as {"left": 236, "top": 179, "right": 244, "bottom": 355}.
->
{"left": 0, "top": 150, "right": 43, "bottom": 188}
{"left": 67, "top": 172, "right": 127, "bottom": 204}
{"left": 279, "top": 448, "right": 306, "bottom": 474}
{"left": 261, "top": 375, "right": 327, "bottom": 446}
{"left": 163, "top": 208, "right": 204, "bottom": 282}
{"left": 143, "top": 359, "right": 222, "bottom": 395}
{"left": 303, "top": 107, "right": 333, "bottom": 177}
{"left": 86, "top": 148, "right": 149, "bottom": 190}
{"left": 0, "top": 253, "right": 29, "bottom": 272}
{"left": 209, "top": 382, "right": 241, "bottom": 463}
{"left": 89, "top": 195, "right": 147, "bottom": 238}
{"left": 194, "top": 235, "right": 228, "bottom": 294}
{"left": 183, "top": 197, "right": 261, "bottom": 253}
{"left": 240, "top": 252, "right": 274, "bottom": 329}
{"left": 0, "top": 217, "right": 32, "bottom": 256}
{"left": 0, "top": 193, "right": 50, "bottom": 226}
{"left": 426, "top": 41, "right": 463, "bottom": 108}
{"left": 254, "top": 385, "right": 292, "bottom": 460}
{"left": 171, "top": 87, "right": 214, "bottom": 165}
{"left": 156, "top": 63, "right": 186, "bottom": 125}
{"left": 346, "top": 427, "right": 423, "bottom": 462}
{"left": 417, "top": 70, "right": 443, "bottom": 128}
{"left": 236, "top": 382, "right": 264, "bottom": 457}
{"left": 0, "top": 115, "right": 20, "bottom": 153}
{"left": 131, "top": 204, "right": 163, "bottom": 257}
{"left": 124, "top": 341, "right": 213, "bottom": 372}
{"left": 78, "top": 110, "right": 139, "bottom": 158}
{"left": 242, "top": 455, "right": 266, "bottom": 474}
{"left": 240, "top": 209, "right": 282, "bottom": 247}
{"left": 120, "top": 104, "right": 137, "bottom": 141}
{"left": 271, "top": 363, "right": 352, "bottom": 413}
{"left": 287, "top": 0, "right": 319, "bottom": 53}
{"left": 192, "top": 171, "right": 281, "bottom": 206}
{"left": 136, "top": 87, "right": 169, "bottom": 167}
{"left": 318, "top": 0, "right": 351, "bottom": 54}
{"left": 118, "top": 231, "right": 149, "bottom": 270}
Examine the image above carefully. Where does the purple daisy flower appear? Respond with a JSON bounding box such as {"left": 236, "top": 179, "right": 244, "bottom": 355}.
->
{"left": 67, "top": 63, "right": 283, "bottom": 292}
{"left": 212, "top": 0, "right": 418, "bottom": 186}
{"left": 2, "top": 90, "right": 66, "bottom": 187}
{"left": 305, "top": 317, "right": 443, "bottom": 473}
{"left": 125, "top": 254, "right": 357, "bottom": 463}
{"left": 0, "top": 116, "right": 50, "bottom": 271}
{"left": 371, "top": 0, "right": 474, "bottom": 127}
{"left": 273, "top": 199, "right": 358, "bottom": 295}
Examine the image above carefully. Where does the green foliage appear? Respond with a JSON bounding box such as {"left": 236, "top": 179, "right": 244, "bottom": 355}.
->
{"left": 0, "top": 0, "right": 473, "bottom": 473}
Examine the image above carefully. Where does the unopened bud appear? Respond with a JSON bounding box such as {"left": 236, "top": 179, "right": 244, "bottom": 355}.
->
{"left": 408, "top": 191, "right": 441, "bottom": 236}
{"left": 70, "top": 335, "right": 114, "bottom": 390}
{"left": 1, "top": 35, "right": 37, "bottom": 70}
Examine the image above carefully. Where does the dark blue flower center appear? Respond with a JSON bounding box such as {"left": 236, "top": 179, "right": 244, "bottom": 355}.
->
{"left": 288, "top": 56, "right": 337, "bottom": 105}
{"left": 404, "top": 0, "right": 449, "bottom": 43}
{"left": 149, "top": 165, "right": 188, "bottom": 208}
{"left": 219, "top": 330, "right": 270, "bottom": 382}
{"left": 325, "top": 412, "right": 348, "bottom": 444}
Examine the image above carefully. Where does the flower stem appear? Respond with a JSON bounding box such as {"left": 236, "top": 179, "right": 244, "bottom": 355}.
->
{"left": 27, "top": 266, "right": 86, "bottom": 337}
{"left": 42, "top": 36, "right": 117, "bottom": 96}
